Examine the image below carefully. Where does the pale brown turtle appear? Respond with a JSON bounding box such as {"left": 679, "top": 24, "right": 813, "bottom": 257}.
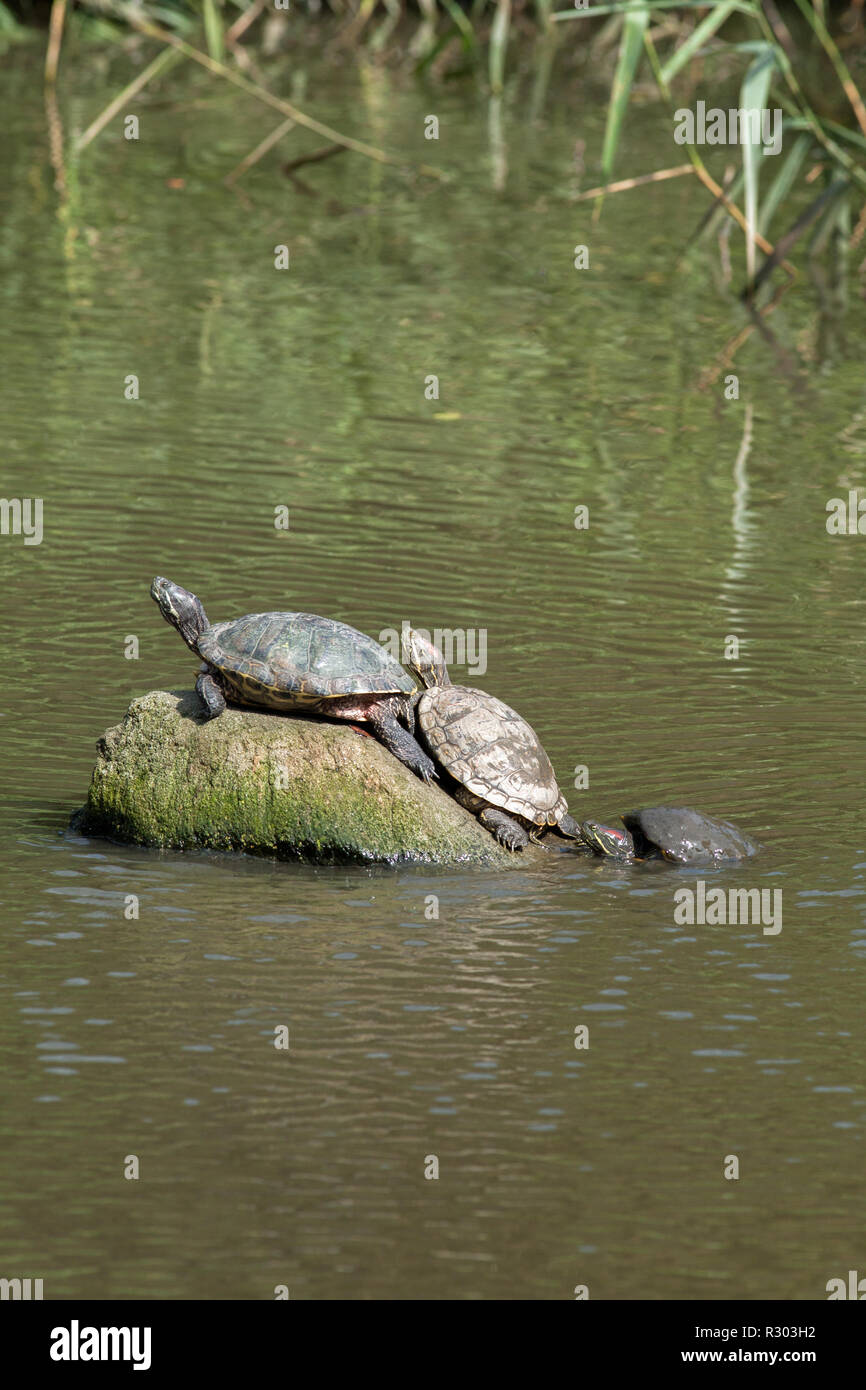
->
{"left": 404, "top": 630, "right": 584, "bottom": 851}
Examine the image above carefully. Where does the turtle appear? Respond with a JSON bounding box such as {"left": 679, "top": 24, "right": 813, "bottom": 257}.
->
{"left": 403, "top": 629, "right": 585, "bottom": 851}
{"left": 150, "top": 578, "right": 437, "bottom": 781}
{"left": 579, "top": 806, "right": 758, "bottom": 865}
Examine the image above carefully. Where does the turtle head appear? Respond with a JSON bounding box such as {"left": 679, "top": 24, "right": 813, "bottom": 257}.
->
{"left": 404, "top": 628, "right": 451, "bottom": 689}
{"left": 151, "top": 577, "right": 209, "bottom": 653}
{"left": 580, "top": 819, "right": 636, "bottom": 863}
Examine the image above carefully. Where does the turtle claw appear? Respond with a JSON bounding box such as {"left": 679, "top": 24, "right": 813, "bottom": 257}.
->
{"left": 497, "top": 828, "right": 524, "bottom": 852}
{"left": 490, "top": 820, "right": 529, "bottom": 852}
{"left": 407, "top": 748, "right": 438, "bottom": 784}
{"left": 409, "top": 747, "right": 437, "bottom": 782}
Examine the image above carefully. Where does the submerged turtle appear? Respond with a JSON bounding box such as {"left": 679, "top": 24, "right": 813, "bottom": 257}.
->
{"left": 580, "top": 806, "right": 758, "bottom": 865}
{"left": 150, "top": 578, "right": 436, "bottom": 781}
{"left": 404, "top": 629, "right": 584, "bottom": 850}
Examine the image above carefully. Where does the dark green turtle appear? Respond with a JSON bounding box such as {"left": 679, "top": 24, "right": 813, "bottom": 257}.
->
{"left": 404, "top": 629, "right": 584, "bottom": 851}
{"left": 580, "top": 806, "right": 758, "bottom": 865}
{"left": 151, "top": 578, "right": 436, "bottom": 781}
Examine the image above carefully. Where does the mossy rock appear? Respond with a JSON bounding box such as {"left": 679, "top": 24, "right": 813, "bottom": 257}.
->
{"left": 76, "top": 690, "right": 515, "bottom": 865}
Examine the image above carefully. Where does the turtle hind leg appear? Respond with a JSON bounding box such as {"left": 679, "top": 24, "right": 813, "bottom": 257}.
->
{"left": 478, "top": 808, "right": 530, "bottom": 852}
{"left": 196, "top": 668, "right": 226, "bottom": 720}
{"left": 450, "top": 786, "right": 530, "bottom": 852}
{"left": 367, "top": 702, "right": 437, "bottom": 783}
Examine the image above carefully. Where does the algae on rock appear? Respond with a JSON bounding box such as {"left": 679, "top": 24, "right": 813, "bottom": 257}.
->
{"left": 77, "top": 690, "right": 513, "bottom": 865}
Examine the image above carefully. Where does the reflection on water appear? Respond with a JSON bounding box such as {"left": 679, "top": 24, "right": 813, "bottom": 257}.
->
{"left": 1, "top": 48, "right": 864, "bottom": 1300}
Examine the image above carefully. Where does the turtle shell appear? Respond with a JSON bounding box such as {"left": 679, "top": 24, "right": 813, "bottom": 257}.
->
{"left": 418, "top": 685, "right": 567, "bottom": 827}
{"left": 199, "top": 612, "right": 414, "bottom": 702}
{"left": 622, "top": 806, "right": 758, "bottom": 864}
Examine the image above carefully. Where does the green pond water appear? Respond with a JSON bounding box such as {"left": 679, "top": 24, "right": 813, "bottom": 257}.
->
{"left": 1, "top": 37, "right": 865, "bottom": 1300}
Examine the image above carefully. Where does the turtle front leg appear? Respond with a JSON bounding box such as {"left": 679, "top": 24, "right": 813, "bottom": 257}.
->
{"left": 195, "top": 666, "right": 226, "bottom": 720}
{"left": 367, "top": 701, "right": 437, "bottom": 783}
{"left": 478, "top": 808, "right": 530, "bottom": 852}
